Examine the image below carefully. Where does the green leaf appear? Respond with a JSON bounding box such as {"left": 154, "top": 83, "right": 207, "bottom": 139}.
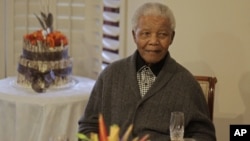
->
{"left": 77, "top": 133, "right": 91, "bottom": 141}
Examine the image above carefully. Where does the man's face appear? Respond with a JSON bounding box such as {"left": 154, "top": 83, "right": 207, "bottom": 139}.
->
{"left": 132, "top": 15, "right": 175, "bottom": 65}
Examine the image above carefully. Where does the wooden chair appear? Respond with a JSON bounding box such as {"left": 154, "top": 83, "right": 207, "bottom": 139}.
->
{"left": 194, "top": 76, "right": 217, "bottom": 121}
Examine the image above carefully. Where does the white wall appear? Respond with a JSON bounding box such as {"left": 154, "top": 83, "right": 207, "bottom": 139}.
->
{"left": 125, "top": 0, "right": 250, "bottom": 141}
{"left": 0, "top": 0, "right": 5, "bottom": 78}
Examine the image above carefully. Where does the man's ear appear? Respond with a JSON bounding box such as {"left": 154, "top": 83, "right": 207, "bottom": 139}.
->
{"left": 170, "top": 31, "right": 175, "bottom": 44}
{"left": 132, "top": 30, "right": 136, "bottom": 42}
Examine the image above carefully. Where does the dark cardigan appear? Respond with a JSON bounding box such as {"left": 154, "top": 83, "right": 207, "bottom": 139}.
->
{"left": 78, "top": 51, "right": 216, "bottom": 141}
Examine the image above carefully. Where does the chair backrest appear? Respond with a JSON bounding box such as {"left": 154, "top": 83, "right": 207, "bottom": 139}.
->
{"left": 194, "top": 75, "right": 217, "bottom": 121}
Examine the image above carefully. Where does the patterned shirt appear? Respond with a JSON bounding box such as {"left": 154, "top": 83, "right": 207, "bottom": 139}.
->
{"left": 137, "top": 66, "right": 156, "bottom": 97}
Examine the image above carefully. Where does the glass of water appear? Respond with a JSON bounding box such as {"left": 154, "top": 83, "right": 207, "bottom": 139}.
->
{"left": 170, "top": 111, "right": 184, "bottom": 141}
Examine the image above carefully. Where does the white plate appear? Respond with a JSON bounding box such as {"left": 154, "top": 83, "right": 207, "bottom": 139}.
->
{"left": 10, "top": 78, "right": 77, "bottom": 90}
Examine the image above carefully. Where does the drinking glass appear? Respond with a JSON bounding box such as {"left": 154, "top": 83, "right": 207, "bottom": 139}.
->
{"left": 170, "top": 111, "right": 184, "bottom": 141}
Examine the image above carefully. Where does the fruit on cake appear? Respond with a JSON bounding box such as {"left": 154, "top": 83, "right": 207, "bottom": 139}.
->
{"left": 17, "top": 12, "right": 73, "bottom": 92}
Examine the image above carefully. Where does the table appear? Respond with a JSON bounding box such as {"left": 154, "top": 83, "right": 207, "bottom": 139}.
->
{"left": 0, "top": 76, "right": 95, "bottom": 141}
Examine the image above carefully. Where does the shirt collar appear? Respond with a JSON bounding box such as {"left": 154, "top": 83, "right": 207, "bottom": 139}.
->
{"left": 136, "top": 51, "right": 167, "bottom": 76}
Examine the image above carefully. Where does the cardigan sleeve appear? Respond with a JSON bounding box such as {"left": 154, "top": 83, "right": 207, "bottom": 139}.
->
{"left": 78, "top": 74, "right": 104, "bottom": 134}
{"left": 183, "top": 78, "right": 217, "bottom": 141}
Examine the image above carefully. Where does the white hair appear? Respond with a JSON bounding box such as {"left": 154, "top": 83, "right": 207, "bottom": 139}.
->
{"left": 131, "top": 2, "right": 176, "bottom": 31}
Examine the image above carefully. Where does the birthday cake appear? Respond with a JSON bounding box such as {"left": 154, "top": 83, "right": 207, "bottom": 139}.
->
{"left": 17, "top": 12, "right": 73, "bottom": 92}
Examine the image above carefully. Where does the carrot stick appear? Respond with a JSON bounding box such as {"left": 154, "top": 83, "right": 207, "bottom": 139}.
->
{"left": 121, "top": 124, "right": 133, "bottom": 141}
{"left": 99, "top": 114, "right": 108, "bottom": 141}
{"left": 139, "top": 134, "right": 150, "bottom": 141}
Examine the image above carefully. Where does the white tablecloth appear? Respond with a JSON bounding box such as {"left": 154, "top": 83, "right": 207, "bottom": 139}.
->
{"left": 0, "top": 76, "right": 95, "bottom": 141}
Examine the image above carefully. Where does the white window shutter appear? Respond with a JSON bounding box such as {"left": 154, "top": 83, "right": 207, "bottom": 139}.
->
{"left": 102, "top": 0, "right": 125, "bottom": 71}
{"left": 6, "top": 0, "right": 29, "bottom": 77}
